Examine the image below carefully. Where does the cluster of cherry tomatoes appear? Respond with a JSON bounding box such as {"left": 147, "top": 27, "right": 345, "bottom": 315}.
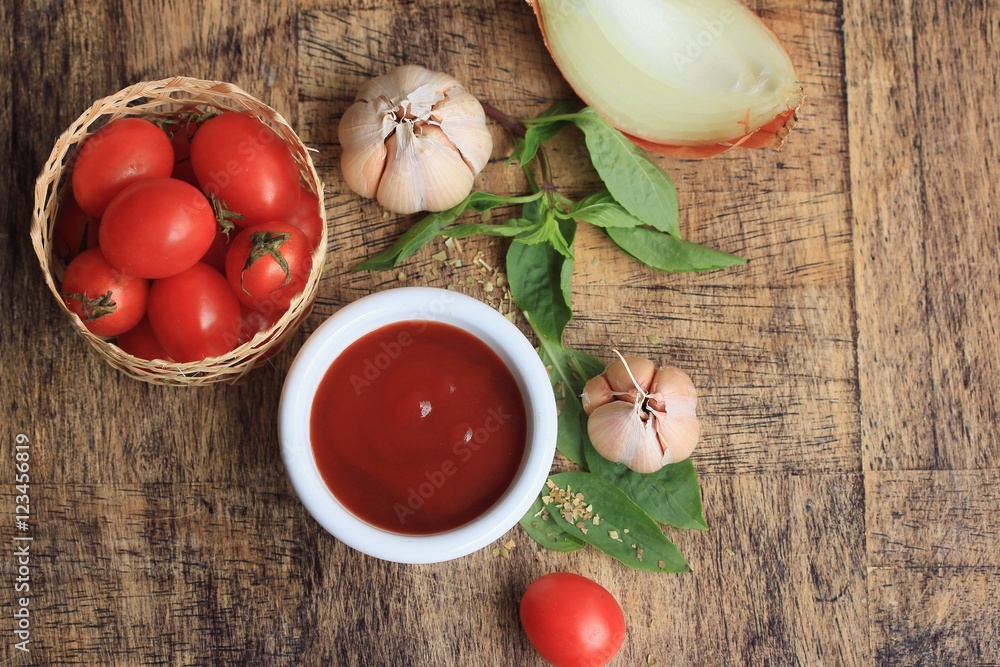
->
{"left": 55, "top": 111, "right": 322, "bottom": 363}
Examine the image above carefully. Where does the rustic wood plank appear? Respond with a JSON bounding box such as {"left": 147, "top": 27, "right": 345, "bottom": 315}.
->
{"left": 870, "top": 567, "right": 1000, "bottom": 666}
{"left": 29, "top": 484, "right": 316, "bottom": 665}
{"left": 868, "top": 470, "right": 1000, "bottom": 568}
{"left": 909, "top": 1, "right": 1000, "bottom": 471}
{"left": 845, "top": 1, "right": 1000, "bottom": 662}
{"left": 846, "top": 0, "right": 1000, "bottom": 471}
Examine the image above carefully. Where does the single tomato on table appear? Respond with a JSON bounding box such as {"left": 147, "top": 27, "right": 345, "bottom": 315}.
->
{"left": 71, "top": 117, "right": 174, "bottom": 216}
{"left": 61, "top": 248, "right": 149, "bottom": 337}
{"left": 147, "top": 263, "right": 242, "bottom": 362}
{"left": 520, "top": 572, "right": 626, "bottom": 667}
{"left": 190, "top": 112, "right": 300, "bottom": 226}
{"left": 99, "top": 177, "right": 217, "bottom": 279}
{"left": 225, "top": 221, "right": 312, "bottom": 311}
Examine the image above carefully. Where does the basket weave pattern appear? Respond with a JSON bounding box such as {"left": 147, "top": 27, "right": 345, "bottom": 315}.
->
{"left": 31, "top": 76, "right": 327, "bottom": 386}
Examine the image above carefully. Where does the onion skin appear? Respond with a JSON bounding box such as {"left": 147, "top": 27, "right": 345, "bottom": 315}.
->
{"left": 526, "top": 0, "right": 804, "bottom": 158}
{"left": 626, "top": 108, "right": 799, "bottom": 158}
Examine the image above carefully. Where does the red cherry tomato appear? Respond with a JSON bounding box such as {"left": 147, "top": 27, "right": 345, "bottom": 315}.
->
{"left": 53, "top": 194, "right": 100, "bottom": 265}
{"left": 116, "top": 317, "right": 173, "bottom": 361}
{"left": 189, "top": 112, "right": 300, "bottom": 227}
{"left": 61, "top": 248, "right": 149, "bottom": 337}
{"left": 99, "top": 177, "right": 217, "bottom": 279}
{"left": 147, "top": 263, "right": 242, "bottom": 362}
{"left": 238, "top": 303, "right": 284, "bottom": 345}
{"left": 520, "top": 573, "right": 626, "bottom": 667}
{"left": 72, "top": 118, "right": 174, "bottom": 216}
{"left": 285, "top": 186, "right": 324, "bottom": 249}
{"left": 225, "top": 222, "right": 312, "bottom": 311}
{"left": 199, "top": 226, "right": 231, "bottom": 273}
{"left": 166, "top": 107, "right": 205, "bottom": 187}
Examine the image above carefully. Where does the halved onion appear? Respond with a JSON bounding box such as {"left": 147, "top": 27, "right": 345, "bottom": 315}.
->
{"left": 527, "top": 0, "right": 805, "bottom": 157}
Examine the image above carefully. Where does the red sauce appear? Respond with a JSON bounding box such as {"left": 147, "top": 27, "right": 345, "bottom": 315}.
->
{"left": 310, "top": 320, "right": 527, "bottom": 535}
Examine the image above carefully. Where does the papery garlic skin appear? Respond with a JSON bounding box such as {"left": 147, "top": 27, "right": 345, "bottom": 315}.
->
{"left": 583, "top": 354, "right": 700, "bottom": 473}
{"left": 528, "top": 0, "right": 804, "bottom": 157}
{"left": 338, "top": 65, "right": 493, "bottom": 214}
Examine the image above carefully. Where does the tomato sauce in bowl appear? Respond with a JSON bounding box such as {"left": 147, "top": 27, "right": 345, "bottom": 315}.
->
{"left": 309, "top": 320, "right": 527, "bottom": 535}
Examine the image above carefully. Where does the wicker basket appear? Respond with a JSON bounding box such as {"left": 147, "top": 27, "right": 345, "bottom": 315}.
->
{"left": 31, "top": 76, "right": 327, "bottom": 386}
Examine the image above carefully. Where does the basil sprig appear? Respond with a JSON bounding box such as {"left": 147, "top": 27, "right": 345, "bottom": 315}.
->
{"left": 356, "top": 104, "right": 731, "bottom": 571}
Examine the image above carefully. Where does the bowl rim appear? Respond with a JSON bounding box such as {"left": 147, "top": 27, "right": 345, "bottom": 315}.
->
{"left": 279, "top": 286, "right": 557, "bottom": 564}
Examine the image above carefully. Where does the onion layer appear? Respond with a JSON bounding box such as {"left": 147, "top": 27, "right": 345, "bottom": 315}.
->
{"left": 527, "top": 0, "right": 805, "bottom": 157}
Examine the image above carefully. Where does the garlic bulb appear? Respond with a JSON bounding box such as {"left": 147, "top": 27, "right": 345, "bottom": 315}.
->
{"left": 338, "top": 65, "right": 493, "bottom": 214}
{"left": 527, "top": 0, "right": 804, "bottom": 157}
{"left": 582, "top": 353, "right": 700, "bottom": 473}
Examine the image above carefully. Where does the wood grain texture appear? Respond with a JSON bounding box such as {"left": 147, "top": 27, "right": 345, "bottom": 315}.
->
{"left": 868, "top": 470, "right": 1000, "bottom": 568}
{"left": 870, "top": 567, "right": 1000, "bottom": 667}
{"left": 845, "top": 0, "right": 1000, "bottom": 662}
{"left": 846, "top": 0, "right": 1000, "bottom": 472}
{"left": 1, "top": 0, "right": 997, "bottom": 664}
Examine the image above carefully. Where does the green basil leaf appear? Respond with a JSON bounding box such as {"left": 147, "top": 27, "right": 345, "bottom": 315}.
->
{"left": 466, "top": 192, "right": 520, "bottom": 213}
{"left": 513, "top": 219, "right": 553, "bottom": 246}
{"left": 558, "top": 218, "right": 576, "bottom": 307}
{"left": 606, "top": 226, "right": 746, "bottom": 272}
{"left": 519, "top": 130, "right": 543, "bottom": 167}
{"left": 535, "top": 335, "right": 604, "bottom": 466}
{"left": 507, "top": 238, "right": 572, "bottom": 343}
{"left": 573, "top": 202, "right": 647, "bottom": 229}
{"left": 544, "top": 471, "right": 690, "bottom": 573}
{"left": 355, "top": 192, "right": 542, "bottom": 271}
{"left": 513, "top": 101, "right": 576, "bottom": 166}
{"left": 353, "top": 196, "right": 474, "bottom": 271}
{"left": 571, "top": 189, "right": 615, "bottom": 212}
{"left": 441, "top": 219, "right": 533, "bottom": 239}
{"left": 583, "top": 446, "right": 707, "bottom": 530}
{"left": 572, "top": 108, "right": 679, "bottom": 237}
{"left": 519, "top": 492, "right": 586, "bottom": 552}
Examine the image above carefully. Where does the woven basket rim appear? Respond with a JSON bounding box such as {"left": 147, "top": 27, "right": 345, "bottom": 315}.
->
{"left": 31, "top": 76, "right": 328, "bottom": 386}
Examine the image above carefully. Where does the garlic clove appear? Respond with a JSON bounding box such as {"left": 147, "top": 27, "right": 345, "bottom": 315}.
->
{"left": 435, "top": 90, "right": 493, "bottom": 174}
{"left": 604, "top": 355, "right": 656, "bottom": 394}
{"left": 338, "top": 102, "right": 395, "bottom": 198}
{"left": 354, "top": 66, "right": 453, "bottom": 110}
{"left": 377, "top": 123, "right": 475, "bottom": 215}
{"left": 647, "top": 366, "right": 700, "bottom": 464}
{"left": 647, "top": 366, "right": 698, "bottom": 416}
{"left": 587, "top": 401, "right": 665, "bottom": 473}
{"left": 649, "top": 409, "right": 701, "bottom": 465}
{"left": 581, "top": 373, "right": 613, "bottom": 415}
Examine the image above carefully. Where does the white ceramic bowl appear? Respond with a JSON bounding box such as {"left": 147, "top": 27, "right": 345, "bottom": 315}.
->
{"left": 279, "top": 287, "right": 557, "bottom": 564}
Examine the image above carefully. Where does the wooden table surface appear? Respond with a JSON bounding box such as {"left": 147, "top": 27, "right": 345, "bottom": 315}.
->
{"left": 2, "top": 1, "right": 998, "bottom": 665}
